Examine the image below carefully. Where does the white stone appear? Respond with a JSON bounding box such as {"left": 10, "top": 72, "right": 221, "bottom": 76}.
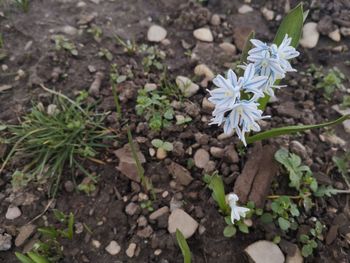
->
{"left": 126, "top": 243, "right": 137, "bottom": 258}
{"left": 0, "top": 233, "right": 12, "bottom": 251}
{"left": 193, "top": 28, "right": 213, "bottom": 42}
{"left": 92, "top": 239, "right": 101, "bottom": 248}
{"left": 176, "top": 76, "right": 199, "bottom": 97}
{"left": 105, "top": 241, "right": 121, "bottom": 255}
{"left": 245, "top": 240, "right": 285, "bottom": 263}
{"left": 328, "top": 28, "right": 341, "bottom": 42}
{"left": 168, "top": 209, "right": 198, "bottom": 239}
{"left": 5, "top": 206, "right": 21, "bottom": 220}
{"left": 238, "top": 4, "right": 254, "bottom": 14}
{"left": 210, "top": 14, "right": 221, "bottom": 26}
{"left": 60, "top": 25, "right": 78, "bottom": 36}
{"left": 300, "top": 22, "right": 319, "bottom": 48}
{"left": 147, "top": 25, "right": 167, "bottom": 42}
{"left": 261, "top": 7, "right": 274, "bottom": 21}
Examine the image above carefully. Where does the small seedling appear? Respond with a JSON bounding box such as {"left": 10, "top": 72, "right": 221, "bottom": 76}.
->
{"left": 87, "top": 25, "right": 102, "bottom": 42}
{"left": 15, "top": 210, "right": 75, "bottom": 263}
{"left": 114, "top": 34, "right": 138, "bottom": 55}
{"left": 140, "top": 45, "right": 165, "bottom": 72}
{"left": 52, "top": 35, "right": 78, "bottom": 56}
{"left": 77, "top": 177, "right": 97, "bottom": 195}
{"left": 136, "top": 88, "right": 174, "bottom": 131}
{"left": 140, "top": 200, "right": 154, "bottom": 212}
{"left": 176, "top": 229, "right": 191, "bottom": 263}
{"left": 151, "top": 139, "right": 173, "bottom": 159}
{"left": 98, "top": 48, "right": 113, "bottom": 61}
{"left": 299, "top": 221, "right": 324, "bottom": 257}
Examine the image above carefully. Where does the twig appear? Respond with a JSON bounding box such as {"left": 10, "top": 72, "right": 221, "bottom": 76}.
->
{"left": 27, "top": 199, "right": 55, "bottom": 225}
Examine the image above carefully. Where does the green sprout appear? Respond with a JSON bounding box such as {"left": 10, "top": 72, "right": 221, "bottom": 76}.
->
{"left": 114, "top": 34, "right": 138, "bottom": 55}
{"left": 176, "top": 229, "right": 191, "bottom": 263}
{"left": 151, "top": 139, "right": 173, "bottom": 151}
{"left": 140, "top": 45, "right": 165, "bottom": 72}
{"left": 14, "top": 0, "right": 30, "bottom": 12}
{"left": 299, "top": 221, "right": 324, "bottom": 257}
{"left": 87, "top": 25, "right": 103, "bottom": 42}
{"left": 52, "top": 35, "right": 78, "bottom": 56}
{"left": 98, "top": 48, "right": 113, "bottom": 61}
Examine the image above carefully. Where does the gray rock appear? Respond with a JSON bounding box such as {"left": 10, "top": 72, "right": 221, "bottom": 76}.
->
{"left": 125, "top": 202, "right": 140, "bottom": 216}
{"left": 149, "top": 207, "right": 170, "bottom": 220}
{"left": 167, "top": 162, "right": 193, "bottom": 186}
{"left": 168, "top": 209, "right": 198, "bottom": 239}
{"left": 147, "top": 25, "right": 167, "bottom": 42}
{"left": 290, "top": 140, "right": 308, "bottom": 159}
{"left": 194, "top": 149, "right": 210, "bottom": 169}
{"left": 328, "top": 28, "right": 341, "bottom": 42}
{"left": 176, "top": 76, "right": 199, "bottom": 97}
{"left": 0, "top": 233, "right": 12, "bottom": 251}
{"left": 59, "top": 25, "right": 78, "bottom": 36}
{"left": 193, "top": 28, "right": 213, "bottom": 42}
{"left": 261, "top": 7, "right": 274, "bottom": 21}
{"left": 286, "top": 247, "right": 303, "bottom": 263}
{"left": 105, "top": 240, "right": 121, "bottom": 255}
{"left": 15, "top": 224, "right": 36, "bottom": 247}
{"left": 5, "top": 206, "right": 21, "bottom": 220}
{"left": 219, "top": 42, "right": 237, "bottom": 55}
{"left": 245, "top": 240, "right": 285, "bottom": 263}
{"left": 210, "top": 14, "right": 221, "bottom": 26}
{"left": 300, "top": 22, "right": 319, "bottom": 49}
{"left": 210, "top": 147, "right": 224, "bottom": 158}
{"left": 340, "top": 27, "right": 350, "bottom": 37}
{"left": 342, "top": 119, "right": 350, "bottom": 134}
{"left": 137, "top": 225, "right": 153, "bottom": 238}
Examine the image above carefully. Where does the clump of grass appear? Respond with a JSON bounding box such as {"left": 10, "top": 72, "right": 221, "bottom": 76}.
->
{"left": 13, "top": 0, "right": 30, "bottom": 12}
{"left": 1, "top": 87, "right": 114, "bottom": 196}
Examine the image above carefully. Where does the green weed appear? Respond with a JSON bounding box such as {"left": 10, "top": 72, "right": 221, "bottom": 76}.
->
{"left": 87, "top": 25, "right": 102, "bottom": 42}
{"left": 98, "top": 48, "right": 113, "bottom": 61}
{"left": 14, "top": 0, "right": 29, "bottom": 12}
{"left": 176, "top": 229, "right": 191, "bottom": 263}
{"left": 299, "top": 221, "right": 324, "bottom": 257}
{"left": 151, "top": 139, "right": 173, "bottom": 152}
{"left": 52, "top": 35, "right": 78, "bottom": 56}
{"left": 1, "top": 87, "right": 113, "bottom": 196}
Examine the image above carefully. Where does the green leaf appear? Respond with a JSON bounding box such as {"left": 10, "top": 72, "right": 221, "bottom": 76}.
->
{"left": 246, "top": 114, "right": 350, "bottom": 144}
{"left": 116, "top": 75, "right": 127, "bottom": 84}
{"left": 176, "top": 229, "right": 191, "bottom": 263}
{"left": 38, "top": 227, "right": 58, "bottom": 239}
{"left": 260, "top": 213, "right": 273, "bottom": 224}
{"left": 278, "top": 217, "right": 291, "bottom": 231}
{"left": 15, "top": 253, "right": 35, "bottom": 263}
{"left": 237, "top": 221, "right": 249, "bottom": 233}
{"left": 259, "top": 3, "right": 305, "bottom": 110}
{"left": 204, "top": 173, "right": 230, "bottom": 215}
{"left": 273, "top": 3, "right": 304, "bottom": 47}
{"left": 0, "top": 124, "right": 7, "bottom": 131}
{"left": 162, "top": 142, "right": 173, "bottom": 151}
{"left": 67, "top": 212, "right": 74, "bottom": 240}
{"left": 301, "top": 244, "right": 314, "bottom": 257}
{"left": 273, "top": 235, "right": 281, "bottom": 244}
{"left": 223, "top": 225, "right": 237, "bottom": 237}
{"left": 163, "top": 108, "right": 174, "bottom": 120}
{"left": 299, "top": 234, "right": 310, "bottom": 243}
{"left": 151, "top": 139, "right": 164, "bottom": 148}
{"left": 314, "top": 185, "right": 338, "bottom": 197}
{"left": 27, "top": 252, "right": 50, "bottom": 263}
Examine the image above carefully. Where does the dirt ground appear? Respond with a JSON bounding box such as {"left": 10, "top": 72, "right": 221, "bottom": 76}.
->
{"left": 1, "top": 0, "right": 350, "bottom": 262}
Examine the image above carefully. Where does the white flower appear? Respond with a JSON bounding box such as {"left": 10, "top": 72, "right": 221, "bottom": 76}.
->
{"left": 227, "top": 193, "right": 250, "bottom": 224}
{"left": 274, "top": 34, "right": 300, "bottom": 72}
{"left": 208, "top": 64, "right": 267, "bottom": 109}
{"left": 223, "top": 100, "right": 269, "bottom": 146}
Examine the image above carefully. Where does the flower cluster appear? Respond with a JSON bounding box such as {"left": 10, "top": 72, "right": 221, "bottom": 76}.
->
{"left": 208, "top": 34, "right": 300, "bottom": 145}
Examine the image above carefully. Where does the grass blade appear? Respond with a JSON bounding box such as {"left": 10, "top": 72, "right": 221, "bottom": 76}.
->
{"left": 176, "top": 229, "right": 191, "bottom": 263}
{"left": 246, "top": 114, "right": 350, "bottom": 144}
{"left": 204, "top": 172, "right": 230, "bottom": 215}
{"left": 15, "top": 253, "right": 35, "bottom": 263}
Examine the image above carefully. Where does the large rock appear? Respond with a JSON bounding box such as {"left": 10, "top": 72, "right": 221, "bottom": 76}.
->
{"left": 245, "top": 240, "right": 285, "bottom": 263}
{"left": 193, "top": 28, "right": 213, "bottom": 42}
{"left": 300, "top": 22, "right": 319, "bottom": 49}
{"left": 15, "top": 224, "right": 36, "bottom": 247}
{"left": 168, "top": 209, "right": 198, "bottom": 239}
{"left": 147, "top": 25, "right": 167, "bottom": 42}
{"left": 176, "top": 76, "right": 199, "bottom": 97}
{"left": 114, "top": 143, "right": 146, "bottom": 182}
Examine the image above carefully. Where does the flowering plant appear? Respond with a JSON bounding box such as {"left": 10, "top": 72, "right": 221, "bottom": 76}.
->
{"left": 208, "top": 4, "right": 350, "bottom": 146}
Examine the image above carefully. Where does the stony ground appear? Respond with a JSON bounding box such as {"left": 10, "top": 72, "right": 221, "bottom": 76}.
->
{"left": 0, "top": 0, "right": 350, "bottom": 262}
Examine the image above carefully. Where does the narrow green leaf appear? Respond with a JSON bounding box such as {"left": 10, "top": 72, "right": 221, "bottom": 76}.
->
{"left": 176, "top": 229, "right": 191, "bottom": 263}
{"left": 205, "top": 173, "right": 230, "bottom": 215}
{"left": 246, "top": 114, "right": 350, "bottom": 144}
{"left": 273, "top": 3, "right": 304, "bottom": 47}
{"left": 259, "top": 3, "right": 304, "bottom": 110}
{"left": 15, "top": 253, "right": 35, "bottom": 263}
{"left": 27, "top": 252, "right": 50, "bottom": 263}
{"left": 67, "top": 212, "right": 74, "bottom": 240}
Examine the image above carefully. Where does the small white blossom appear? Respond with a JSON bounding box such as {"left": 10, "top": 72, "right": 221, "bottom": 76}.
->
{"left": 273, "top": 34, "right": 300, "bottom": 72}
{"left": 227, "top": 193, "right": 250, "bottom": 224}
